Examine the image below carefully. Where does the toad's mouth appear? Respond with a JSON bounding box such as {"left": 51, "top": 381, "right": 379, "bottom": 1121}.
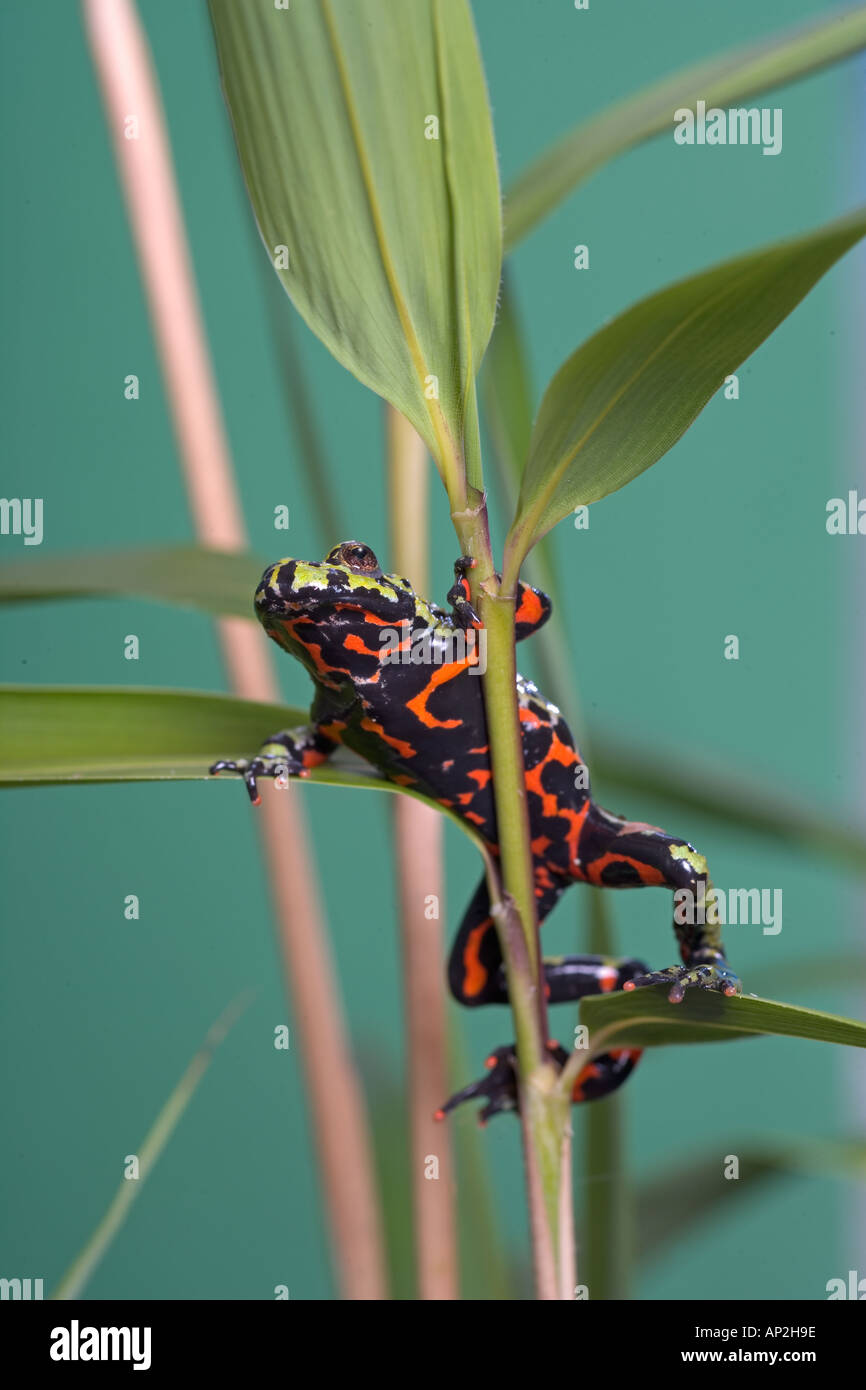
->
{"left": 257, "top": 578, "right": 412, "bottom": 618}
{"left": 258, "top": 597, "right": 407, "bottom": 632}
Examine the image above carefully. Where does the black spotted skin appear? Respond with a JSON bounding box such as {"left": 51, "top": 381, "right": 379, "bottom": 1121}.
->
{"left": 211, "top": 541, "right": 740, "bottom": 1121}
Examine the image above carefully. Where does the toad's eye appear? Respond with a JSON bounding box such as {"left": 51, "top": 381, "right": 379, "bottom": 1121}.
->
{"left": 328, "top": 540, "right": 382, "bottom": 575}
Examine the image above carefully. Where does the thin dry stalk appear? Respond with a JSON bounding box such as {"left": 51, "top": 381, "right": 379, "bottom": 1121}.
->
{"left": 83, "top": 0, "right": 386, "bottom": 1299}
{"left": 386, "top": 405, "right": 458, "bottom": 1299}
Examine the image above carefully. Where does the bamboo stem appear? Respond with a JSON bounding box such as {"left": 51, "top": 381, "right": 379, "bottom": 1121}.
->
{"left": 395, "top": 398, "right": 569, "bottom": 1297}
{"left": 558, "top": 1127, "right": 577, "bottom": 1299}
{"left": 520, "top": 1103, "right": 557, "bottom": 1300}
{"left": 82, "top": 0, "right": 386, "bottom": 1299}
{"left": 450, "top": 504, "right": 569, "bottom": 1297}
{"left": 386, "top": 406, "right": 458, "bottom": 1300}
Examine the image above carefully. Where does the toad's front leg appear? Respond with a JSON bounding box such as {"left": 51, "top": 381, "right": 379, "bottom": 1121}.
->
{"left": 210, "top": 723, "right": 337, "bottom": 805}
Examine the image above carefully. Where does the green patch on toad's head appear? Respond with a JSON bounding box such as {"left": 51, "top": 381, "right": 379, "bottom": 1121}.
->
{"left": 254, "top": 540, "right": 443, "bottom": 681}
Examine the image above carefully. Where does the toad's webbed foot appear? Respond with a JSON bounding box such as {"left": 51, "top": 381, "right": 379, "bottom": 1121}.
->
{"left": 435, "top": 1044, "right": 520, "bottom": 1126}
{"left": 623, "top": 950, "right": 742, "bottom": 1004}
{"left": 436, "top": 1040, "right": 642, "bottom": 1123}
{"left": 210, "top": 747, "right": 305, "bottom": 806}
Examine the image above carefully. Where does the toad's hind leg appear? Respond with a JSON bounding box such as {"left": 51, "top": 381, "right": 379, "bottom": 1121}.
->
{"left": 446, "top": 879, "right": 505, "bottom": 1008}
{"left": 442, "top": 876, "right": 648, "bottom": 1122}
{"left": 438, "top": 1042, "right": 644, "bottom": 1124}
{"left": 577, "top": 803, "right": 741, "bottom": 1002}
{"left": 446, "top": 876, "right": 648, "bottom": 1008}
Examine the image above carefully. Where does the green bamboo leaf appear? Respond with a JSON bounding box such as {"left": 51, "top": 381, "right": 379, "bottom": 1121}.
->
{"left": 480, "top": 293, "right": 866, "bottom": 875}
{"left": 0, "top": 685, "right": 490, "bottom": 858}
{"left": 6, "top": 543, "right": 866, "bottom": 872}
{"left": 0, "top": 686, "right": 303, "bottom": 782}
{"left": 580, "top": 987, "right": 866, "bottom": 1053}
{"left": 481, "top": 272, "right": 533, "bottom": 494}
{"left": 5, "top": 538, "right": 866, "bottom": 876}
{"left": 504, "top": 6, "right": 866, "bottom": 250}
{"left": 53, "top": 992, "right": 253, "bottom": 1299}
{"left": 208, "top": 0, "right": 501, "bottom": 492}
{"left": 508, "top": 209, "right": 866, "bottom": 559}
{"left": 0, "top": 546, "right": 264, "bottom": 619}
{"left": 480, "top": 276, "right": 587, "bottom": 732}
{"left": 637, "top": 1136, "right": 866, "bottom": 1264}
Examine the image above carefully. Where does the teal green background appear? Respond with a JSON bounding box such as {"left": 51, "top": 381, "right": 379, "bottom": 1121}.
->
{"left": 1, "top": 0, "right": 864, "bottom": 1299}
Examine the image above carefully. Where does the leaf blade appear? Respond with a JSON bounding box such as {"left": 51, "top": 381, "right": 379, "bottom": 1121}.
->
{"left": 207, "top": 0, "right": 501, "bottom": 488}
{"left": 480, "top": 271, "right": 533, "bottom": 496}
{"left": 504, "top": 6, "right": 866, "bottom": 249}
{"left": 509, "top": 208, "right": 866, "bottom": 557}
{"left": 0, "top": 546, "right": 264, "bottom": 619}
{"left": 580, "top": 987, "right": 866, "bottom": 1052}
{"left": 0, "top": 685, "right": 303, "bottom": 782}
{"left": 6, "top": 547, "right": 866, "bottom": 877}
{"left": 0, "top": 685, "right": 490, "bottom": 858}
